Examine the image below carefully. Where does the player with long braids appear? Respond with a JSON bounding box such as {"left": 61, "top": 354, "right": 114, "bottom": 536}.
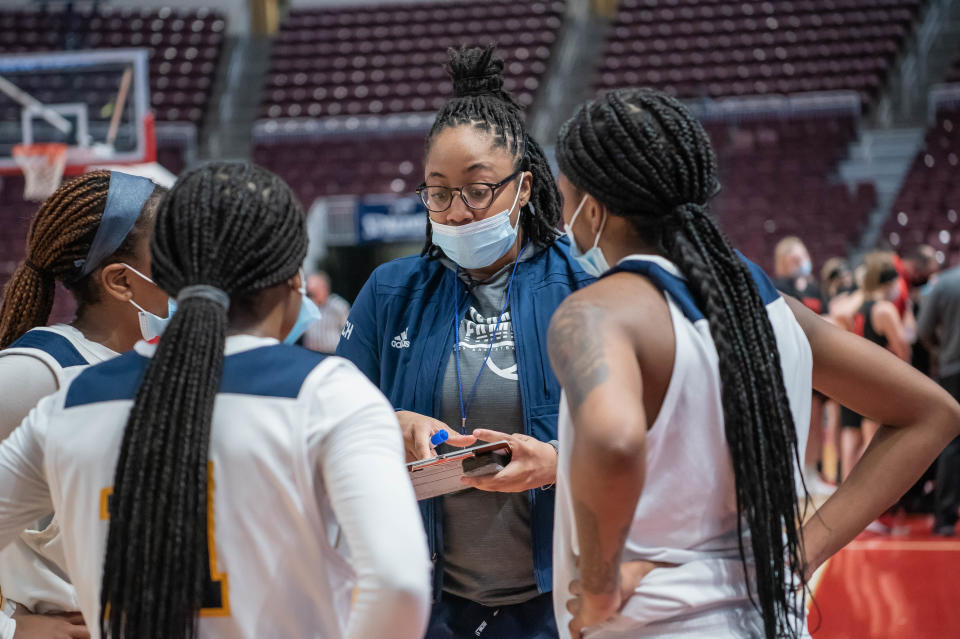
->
{"left": 548, "top": 88, "right": 960, "bottom": 639}
{"left": 0, "top": 162, "right": 431, "bottom": 639}
{"left": 0, "top": 170, "right": 168, "bottom": 639}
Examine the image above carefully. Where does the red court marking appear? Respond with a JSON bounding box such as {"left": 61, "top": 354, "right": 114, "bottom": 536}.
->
{"left": 808, "top": 516, "right": 960, "bottom": 639}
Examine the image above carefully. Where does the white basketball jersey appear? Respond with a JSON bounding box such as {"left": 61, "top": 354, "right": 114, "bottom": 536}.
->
{"left": 554, "top": 255, "right": 813, "bottom": 639}
{"left": 0, "top": 325, "right": 117, "bottom": 618}
{"left": 0, "top": 335, "right": 430, "bottom": 639}
{"left": 0, "top": 324, "right": 116, "bottom": 388}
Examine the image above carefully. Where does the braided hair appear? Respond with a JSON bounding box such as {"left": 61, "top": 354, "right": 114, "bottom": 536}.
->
{"left": 557, "top": 88, "right": 807, "bottom": 639}
{"left": 422, "top": 44, "right": 560, "bottom": 255}
{"left": 100, "top": 162, "right": 307, "bottom": 639}
{"left": 0, "top": 171, "right": 165, "bottom": 348}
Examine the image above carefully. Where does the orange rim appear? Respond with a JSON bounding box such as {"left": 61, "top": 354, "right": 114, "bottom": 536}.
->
{"left": 12, "top": 142, "right": 68, "bottom": 161}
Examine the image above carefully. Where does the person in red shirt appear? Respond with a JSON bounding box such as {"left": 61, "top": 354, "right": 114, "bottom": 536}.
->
{"left": 891, "top": 253, "right": 911, "bottom": 318}
{"left": 892, "top": 245, "right": 938, "bottom": 315}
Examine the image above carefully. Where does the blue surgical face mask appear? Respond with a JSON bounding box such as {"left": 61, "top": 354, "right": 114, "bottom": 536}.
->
{"left": 564, "top": 195, "right": 609, "bottom": 278}
{"left": 122, "top": 263, "right": 176, "bottom": 342}
{"left": 284, "top": 270, "right": 323, "bottom": 345}
{"left": 429, "top": 175, "right": 523, "bottom": 269}
{"left": 792, "top": 260, "right": 812, "bottom": 278}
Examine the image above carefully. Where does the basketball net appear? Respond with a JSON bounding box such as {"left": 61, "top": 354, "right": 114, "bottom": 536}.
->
{"left": 13, "top": 143, "right": 68, "bottom": 201}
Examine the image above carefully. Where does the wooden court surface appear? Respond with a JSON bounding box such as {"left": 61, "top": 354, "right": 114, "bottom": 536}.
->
{"left": 807, "top": 515, "right": 960, "bottom": 639}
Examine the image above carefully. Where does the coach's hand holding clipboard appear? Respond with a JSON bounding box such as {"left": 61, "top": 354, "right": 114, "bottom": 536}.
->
{"left": 396, "top": 410, "right": 477, "bottom": 462}
{"left": 460, "top": 428, "right": 558, "bottom": 493}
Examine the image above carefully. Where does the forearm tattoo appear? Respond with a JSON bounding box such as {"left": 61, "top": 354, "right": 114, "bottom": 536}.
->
{"left": 574, "top": 498, "right": 630, "bottom": 596}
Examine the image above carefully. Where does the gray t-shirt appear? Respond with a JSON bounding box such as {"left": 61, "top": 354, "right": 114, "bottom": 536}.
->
{"left": 918, "top": 266, "right": 960, "bottom": 378}
{"left": 438, "top": 256, "right": 539, "bottom": 606}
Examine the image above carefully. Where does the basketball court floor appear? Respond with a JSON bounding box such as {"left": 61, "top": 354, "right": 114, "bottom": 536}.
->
{"left": 808, "top": 515, "right": 960, "bottom": 638}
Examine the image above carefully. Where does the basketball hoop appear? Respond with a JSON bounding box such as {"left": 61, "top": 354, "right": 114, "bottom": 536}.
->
{"left": 13, "top": 143, "right": 68, "bottom": 201}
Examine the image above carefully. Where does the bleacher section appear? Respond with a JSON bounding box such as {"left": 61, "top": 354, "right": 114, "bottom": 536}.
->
{"left": 259, "top": 0, "right": 565, "bottom": 119}
{"left": 884, "top": 101, "right": 960, "bottom": 266}
{"left": 708, "top": 112, "right": 874, "bottom": 272}
{"left": 0, "top": 6, "right": 225, "bottom": 125}
{"left": 597, "top": 0, "right": 924, "bottom": 106}
{"left": 253, "top": 0, "right": 566, "bottom": 211}
{"left": 252, "top": 131, "right": 426, "bottom": 207}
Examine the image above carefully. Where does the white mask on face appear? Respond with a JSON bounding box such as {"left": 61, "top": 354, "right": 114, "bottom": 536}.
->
{"left": 121, "top": 263, "right": 176, "bottom": 342}
{"left": 564, "top": 194, "right": 609, "bottom": 278}
{"left": 429, "top": 175, "right": 523, "bottom": 269}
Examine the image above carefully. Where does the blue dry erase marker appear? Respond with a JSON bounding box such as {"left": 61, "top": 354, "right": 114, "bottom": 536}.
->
{"left": 430, "top": 430, "right": 449, "bottom": 447}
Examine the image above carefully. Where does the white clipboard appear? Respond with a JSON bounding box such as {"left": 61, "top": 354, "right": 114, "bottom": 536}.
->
{"left": 407, "top": 440, "right": 511, "bottom": 500}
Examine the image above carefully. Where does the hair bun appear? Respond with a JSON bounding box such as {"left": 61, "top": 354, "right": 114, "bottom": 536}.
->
{"left": 447, "top": 44, "right": 509, "bottom": 100}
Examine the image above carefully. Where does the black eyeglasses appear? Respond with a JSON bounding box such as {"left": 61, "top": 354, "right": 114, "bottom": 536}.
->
{"left": 416, "top": 170, "right": 521, "bottom": 213}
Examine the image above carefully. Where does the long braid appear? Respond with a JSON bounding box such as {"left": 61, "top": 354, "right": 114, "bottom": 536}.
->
{"left": 0, "top": 171, "right": 165, "bottom": 347}
{"left": 421, "top": 44, "right": 561, "bottom": 256}
{"left": 557, "top": 89, "right": 807, "bottom": 639}
{"left": 100, "top": 163, "right": 308, "bottom": 639}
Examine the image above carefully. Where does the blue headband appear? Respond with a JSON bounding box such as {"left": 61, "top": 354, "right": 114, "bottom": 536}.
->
{"left": 77, "top": 172, "right": 157, "bottom": 277}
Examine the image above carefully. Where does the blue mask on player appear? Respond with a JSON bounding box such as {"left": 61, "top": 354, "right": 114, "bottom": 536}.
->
{"left": 792, "top": 260, "right": 813, "bottom": 278}
{"left": 565, "top": 195, "right": 610, "bottom": 278}
{"left": 284, "top": 270, "right": 322, "bottom": 345}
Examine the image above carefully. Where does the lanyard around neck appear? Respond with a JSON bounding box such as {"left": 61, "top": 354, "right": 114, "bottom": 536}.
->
{"left": 453, "top": 243, "right": 528, "bottom": 434}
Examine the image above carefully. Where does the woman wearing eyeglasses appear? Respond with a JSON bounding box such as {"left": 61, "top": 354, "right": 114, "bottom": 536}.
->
{"left": 336, "top": 46, "right": 593, "bottom": 639}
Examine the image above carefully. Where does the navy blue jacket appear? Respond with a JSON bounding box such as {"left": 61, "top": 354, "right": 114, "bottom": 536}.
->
{"left": 336, "top": 238, "right": 594, "bottom": 597}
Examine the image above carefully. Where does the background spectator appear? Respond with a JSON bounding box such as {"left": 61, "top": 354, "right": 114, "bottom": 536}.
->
{"left": 773, "top": 236, "right": 826, "bottom": 314}
{"left": 301, "top": 271, "right": 351, "bottom": 355}
{"left": 775, "top": 238, "right": 833, "bottom": 493}
{"left": 918, "top": 265, "right": 960, "bottom": 536}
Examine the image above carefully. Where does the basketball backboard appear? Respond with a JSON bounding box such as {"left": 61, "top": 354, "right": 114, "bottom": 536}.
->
{"left": 0, "top": 48, "right": 154, "bottom": 178}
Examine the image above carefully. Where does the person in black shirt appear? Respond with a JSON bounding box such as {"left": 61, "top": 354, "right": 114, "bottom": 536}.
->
{"left": 773, "top": 237, "right": 826, "bottom": 314}
{"left": 818, "top": 257, "right": 859, "bottom": 483}
{"left": 773, "top": 237, "right": 833, "bottom": 493}
{"left": 840, "top": 253, "right": 911, "bottom": 483}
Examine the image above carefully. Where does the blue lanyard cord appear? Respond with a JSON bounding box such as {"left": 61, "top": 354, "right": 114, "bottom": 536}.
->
{"left": 454, "top": 243, "right": 528, "bottom": 434}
